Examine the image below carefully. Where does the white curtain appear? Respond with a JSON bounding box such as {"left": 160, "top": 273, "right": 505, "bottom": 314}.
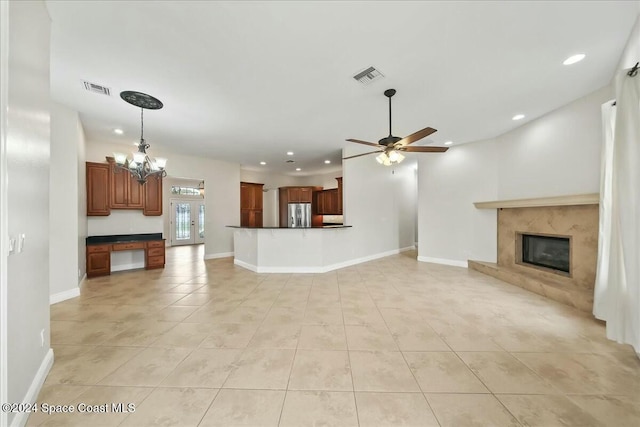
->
{"left": 594, "top": 69, "right": 640, "bottom": 355}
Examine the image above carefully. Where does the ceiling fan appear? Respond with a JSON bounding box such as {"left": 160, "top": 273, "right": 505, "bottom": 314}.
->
{"left": 344, "top": 89, "right": 448, "bottom": 165}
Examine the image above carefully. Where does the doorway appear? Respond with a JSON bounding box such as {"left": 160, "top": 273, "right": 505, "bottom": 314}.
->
{"left": 170, "top": 200, "right": 205, "bottom": 246}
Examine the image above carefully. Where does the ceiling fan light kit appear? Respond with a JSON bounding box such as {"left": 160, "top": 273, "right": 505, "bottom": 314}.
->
{"left": 345, "top": 88, "right": 448, "bottom": 166}
{"left": 113, "top": 91, "right": 168, "bottom": 184}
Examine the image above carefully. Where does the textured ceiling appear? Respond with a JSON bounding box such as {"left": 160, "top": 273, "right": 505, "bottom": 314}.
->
{"left": 47, "top": 1, "right": 638, "bottom": 175}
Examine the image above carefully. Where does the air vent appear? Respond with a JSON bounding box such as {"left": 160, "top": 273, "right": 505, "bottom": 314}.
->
{"left": 83, "top": 81, "right": 111, "bottom": 96}
{"left": 353, "top": 66, "right": 384, "bottom": 85}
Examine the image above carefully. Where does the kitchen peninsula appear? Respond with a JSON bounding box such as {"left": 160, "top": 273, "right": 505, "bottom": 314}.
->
{"left": 229, "top": 225, "right": 358, "bottom": 273}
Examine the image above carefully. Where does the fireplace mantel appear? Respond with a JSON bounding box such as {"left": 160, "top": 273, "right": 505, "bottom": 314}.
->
{"left": 474, "top": 193, "right": 599, "bottom": 209}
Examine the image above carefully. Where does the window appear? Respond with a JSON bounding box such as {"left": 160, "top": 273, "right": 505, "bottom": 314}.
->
{"left": 171, "top": 186, "right": 202, "bottom": 196}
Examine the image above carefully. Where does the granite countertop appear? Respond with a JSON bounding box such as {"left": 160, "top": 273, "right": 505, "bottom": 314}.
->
{"left": 226, "top": 225, "right": 352, "bottom": 229}
{"left": 86, "top": 233, "right": 164, "bottom": 245}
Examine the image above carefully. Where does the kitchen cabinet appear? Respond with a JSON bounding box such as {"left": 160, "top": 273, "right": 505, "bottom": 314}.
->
{"left": 108, "top": 158, "right": 144, "bottom": 209}
{"left": 283, "top": 187, "right": 312, "bottom": 203}
{"left": 86, "top": 162, "right": 111, "bottom": 216}
{"left": 86, "top": 244, "right": 111, "bottom": 277}
{"left": 240, "top": 182, "right": 264, "bottom": 227}
{"left": 86, "top": 159, "right": 163, "bottom": 216}
{"left": 145, "top": 240, "right": 165, "bottom": 269}
{"left": 313, "top": 178, "right": 342, "bottom": 215}
{"left": 143, "top": 173, "right": 163, "bottom": 216}
{"left": 279, "top": 186, "right": 322, "bottom": 227}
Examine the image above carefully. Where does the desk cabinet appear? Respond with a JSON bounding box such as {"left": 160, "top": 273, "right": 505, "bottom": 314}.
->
{"left": 87, "top": 239, "right": 165, "bottom": 277}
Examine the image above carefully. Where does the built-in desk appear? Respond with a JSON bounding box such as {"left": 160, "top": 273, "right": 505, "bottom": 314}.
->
{"left": 86, "top": 233, "right": 165, "bottom": 277}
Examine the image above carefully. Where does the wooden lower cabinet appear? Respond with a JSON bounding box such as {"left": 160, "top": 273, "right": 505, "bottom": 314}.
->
{"left": 86, "top": 244, "right": 111, "bottom": 277}
{"left": 145, "top": 240, "right": 165, "bottom": 269}
{"left": 86, "top": 239, "right": 165, "bottom": 277}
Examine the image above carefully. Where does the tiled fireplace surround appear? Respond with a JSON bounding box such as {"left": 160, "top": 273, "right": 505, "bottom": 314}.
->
{"left": 469, "top": 197, "right": 598, "bottom": 312}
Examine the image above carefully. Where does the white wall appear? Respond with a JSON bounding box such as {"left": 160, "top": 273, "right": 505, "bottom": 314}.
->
{"left": 341, "top": 146, "right": 417, "bottom": 260}
{"left": 86, "top": 140, "right": 240, "bottom": 258}
{"left": 417, "top": 85, "right": 613, "bottom": 265}
{"left": 4, "top": 2, "right": 52, "bottom": 425}
{"left": 50, "top": 103, "right": 85, "bottom": 301}
{"left": 418, "top": 140, "right": 499, "bottom": 266}
{"left": 496, "top": 85, "right": 612, "bottom": 199}
{"left": 297, "top": 169, "right": 343, "bottom": 189}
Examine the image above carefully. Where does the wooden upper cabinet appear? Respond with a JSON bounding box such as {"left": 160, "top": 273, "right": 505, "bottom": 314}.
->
{"left": 107, "top": 158, "right": 144, "bottom": 209}
{"left": 240, "top": 182, "right": 264, "bottom": 227}
{"left": 86, "top": 160, "right": 163, "bottom": 216}
{"left": 86, "top": 162, "right": 110, "bottom": 216}
{"left": 299, "top": 187, "right": 312, "bottom": 203}
{"left": 143, "top": 174, "right": 163, "bottom": 216}
{"left": 288, "top": 187, "right": 301, "bottom": 202}
{"left": 128, "top": 179, "right": 144, "bottom": 209}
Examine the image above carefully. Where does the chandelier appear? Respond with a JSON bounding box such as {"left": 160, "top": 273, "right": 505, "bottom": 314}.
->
{"left": 113, "top": 91, "right": 167, "bottom": 184}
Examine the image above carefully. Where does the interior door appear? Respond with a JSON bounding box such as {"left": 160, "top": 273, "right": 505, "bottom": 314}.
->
{"left": 195, "top": 201, "right": 205, "bottom": 244}
{"left": 171, "top": 200, "right": 205, "bottom": 246}
{"left": 171, "top": 201, "right": 194, "bottom": 245}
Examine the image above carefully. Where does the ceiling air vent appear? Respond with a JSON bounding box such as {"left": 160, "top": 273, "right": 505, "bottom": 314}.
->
{"left": 353, "top": 66, "right": 384, "bottom": 85}
{"left": 83, "top": 81, "right": 111, "bottom": 96}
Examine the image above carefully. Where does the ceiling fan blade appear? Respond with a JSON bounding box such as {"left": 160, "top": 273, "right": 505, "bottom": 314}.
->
{"left": 342, "top": 150, "right": 383, "bottom": 160}
{"left": 397, "top": 127, "right": 438, "bottom": 146}
{"left": 400, "top": 146, "right": 449, "bottom": 153}
{"left": 346, "top": 138, "right": 381, "bottom": 148}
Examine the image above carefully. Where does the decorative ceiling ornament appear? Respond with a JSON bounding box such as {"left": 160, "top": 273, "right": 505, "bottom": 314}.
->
{"left": 113, "top": 91, "right": 167, "bottom": 184}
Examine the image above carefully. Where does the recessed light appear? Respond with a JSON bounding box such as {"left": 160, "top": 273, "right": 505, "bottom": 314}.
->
{"left": 324, "top": 160, "right": 331, "bottom": 164}
{"left": 444, "top": 141, "right": 453, "bottom": 146}
{"left": 563, "top": 54, "right": 585, "bottom": 65}
{"left": 512, "top": 114, "right": 525, "bottom": 121}
{"left": 295, "top": 168, "right": 301, "bottom": 171}
{"left": 260, "top": 161, "right": 266, "bottom": 165}
{"left": 286, "top": 151, "right": 294, "bottom": 156}
{"left": 114, "top": 128, "right": 123, "bottom": 135}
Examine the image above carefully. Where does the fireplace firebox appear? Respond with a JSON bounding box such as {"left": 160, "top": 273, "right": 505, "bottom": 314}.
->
{"left": 519, "top": 233, "right": 570, "bottom": 274}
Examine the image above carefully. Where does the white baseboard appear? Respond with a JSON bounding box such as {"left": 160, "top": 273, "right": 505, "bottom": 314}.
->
{"left": 399, "top": 245, "right": 416, "bottom": 253}
{"left": 204, "top": 252, "right": 234, "bottom": 260}
{"left": 10, "top": 349, "right": 53, "bottom": 427}
{"left": 417, "top": 256, "right": 468, "bottom": 268}
{"left": 233, "top": 259, "right": 258, "bottom": 272}
{"left": 233, "top": 248, "right": 410, "bottom": 274}
{"left": 49, "top": 287, "right": 80, "bottom": 305}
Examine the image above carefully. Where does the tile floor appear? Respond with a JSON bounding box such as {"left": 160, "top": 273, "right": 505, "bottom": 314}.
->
{"left": 29, "top": 245, "right": 640, "bottom": 426}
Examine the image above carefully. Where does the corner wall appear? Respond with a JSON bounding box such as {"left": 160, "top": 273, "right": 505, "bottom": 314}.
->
{"left": 50, "top": 103, "right": 85, "bottom": 302}
{"left": 341, "top": 146, "right": 416, "bottom": 261}
{"left": 418, "top": 85, "right": 613, "bottom": 266}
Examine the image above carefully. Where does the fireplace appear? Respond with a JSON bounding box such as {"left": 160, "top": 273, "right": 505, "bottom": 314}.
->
{"left": 518, "top": 233, "right": 570, "bottom": 275}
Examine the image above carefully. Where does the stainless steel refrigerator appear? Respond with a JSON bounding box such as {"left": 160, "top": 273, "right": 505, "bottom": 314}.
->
{"left": 287, "top": 203, "right": 312, "bottom": 227}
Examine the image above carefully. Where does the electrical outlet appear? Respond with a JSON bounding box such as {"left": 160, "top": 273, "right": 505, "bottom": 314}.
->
{"left": 40, "top": 329, "right": 45, "bottom": 347}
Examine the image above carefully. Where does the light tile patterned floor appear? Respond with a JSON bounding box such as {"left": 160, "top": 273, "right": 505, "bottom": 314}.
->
{"left": 29, "top": 245, "right": 640, "bottom": 426}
